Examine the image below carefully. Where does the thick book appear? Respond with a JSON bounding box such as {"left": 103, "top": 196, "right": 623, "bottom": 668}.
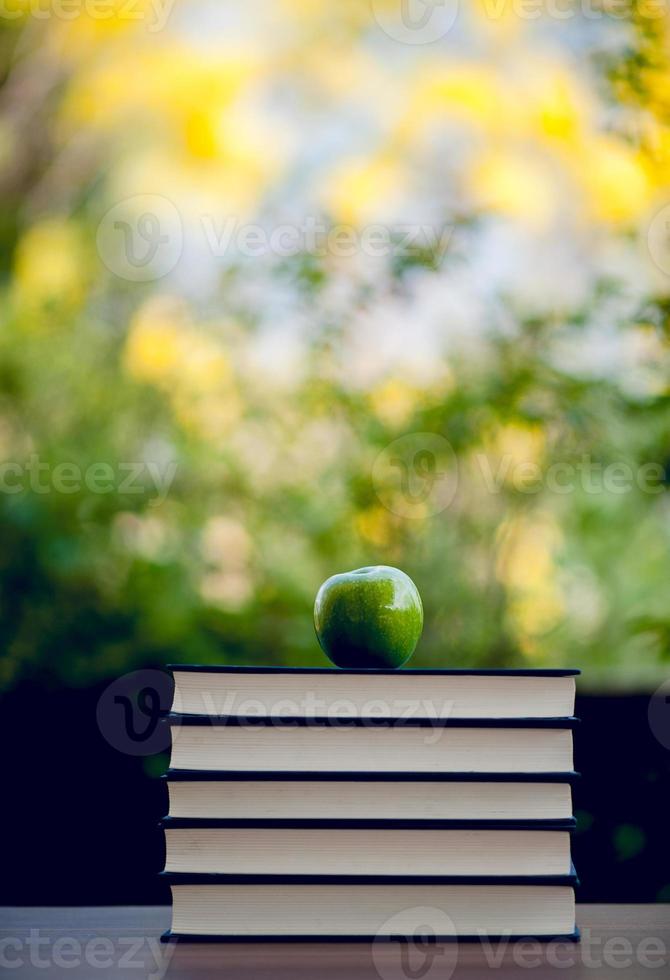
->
{"left": 167, "top": 716, "right": 576, "bottom": 774}
{"left": 161, "top": 818, "right": 575, "bottom": 877}
{"left": 169, "top": 665, "right": 579, "bottom": 720}
{"left": 164, "top": 770, "right": 577, "bottom": 821}
{"left": 162, "top": 876, "right": 578, "bottom": 940}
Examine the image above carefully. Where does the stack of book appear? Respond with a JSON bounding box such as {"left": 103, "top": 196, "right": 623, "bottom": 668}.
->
{"left": 161, "top": 665, "right": 580, "bottom": 941}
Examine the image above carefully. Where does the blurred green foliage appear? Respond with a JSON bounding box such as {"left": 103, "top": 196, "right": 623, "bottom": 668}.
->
{"left": 0, "top": 5, "right": 670, "bottom": 691}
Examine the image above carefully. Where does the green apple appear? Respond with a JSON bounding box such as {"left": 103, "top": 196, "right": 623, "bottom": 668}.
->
{"left": 314, "top": 565, "right": 423, "bottom": 669}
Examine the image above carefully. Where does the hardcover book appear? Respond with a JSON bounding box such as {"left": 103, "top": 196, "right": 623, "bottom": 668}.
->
{"left": 161, "top": 818, "right": 576, "bottom": 877}
{"left": 163, "top": 877, "right": 579, "bottom": 941}
{"left": 164, "top": 770, "right": 577, "bottom": 821}
{"left": 167, "top": 714, "right": 576, "bottom": 774}
{"left": 162, "top": 665, "right": 580, "bottom": 941}
{"left": 169, "top": 665, "right": 578, "bottom": 720}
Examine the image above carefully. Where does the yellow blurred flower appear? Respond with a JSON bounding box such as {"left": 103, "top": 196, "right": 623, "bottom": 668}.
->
{"left": 496, "top": 513, "right": 561, "bottom": 590}
{"left": 124, "top": 296, "right": 241, "bottom": 441}
{"left": 183, "top": 106, "right": 220, "bottom": 161}
{"left": 124, "top": 296, "right": 188, "bottom": 386}
{"left": 637, "top": 64, "right": 670, "bottom": 120}
{"left": 489, "top": 422, "right": 546, "bottom": 484}
{"left": 641, "top": 119, "right": 670, "bottom": 175}
{"left": 181, "top": 337, "right": 232, "bottom": 393}
{"left": 369, "top": 379, "right": 421, "bottom": 428}
{"left": 400, "top": 63, "right": 504, "bottom": 141}
{"left": 323, "top": 155, "right": 406, "bottom": 226}
{"left": 524, "top": 64, "right": 590, "bottom": 146}
{"left": 578, "top": 136, "right": 652, "bottom": 225}
{"left": 400, "top": 57, "right": 594, "bottom": 163}
{"left": 508, "top": 592, "right": 564, "bottom": 654}
{"left": 62, "top": 45, "right": 260, "bottom": 128}
{"left": 62, "top": 38, "right": 281, "bottom": 216}
{"left": 355, "top": 506, "right": 393, "bottom": 548}
{"left": 13, "top": 217, "right": 87, "bottom": 313}
{"left": 496, "top": 514, "right": 565, "bottom": 643}
{"left": 469, "top": 149, "right": 557, "bottom": 228}
{"left": 125, "top": 296, "right": 232, "bottom": 388}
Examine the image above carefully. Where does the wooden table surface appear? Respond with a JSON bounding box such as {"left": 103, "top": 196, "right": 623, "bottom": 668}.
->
{"left": 1, "top": 906, "right": 668, "bottom": 978}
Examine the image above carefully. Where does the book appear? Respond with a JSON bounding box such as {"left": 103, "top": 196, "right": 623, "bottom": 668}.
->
{"left": 169, "top": 665, "right": 578, "bottom": 720}
{"left": 164, "top": 771, "right": 577, "bottom": 821}
{"left": 162, "top": 665, "right": 580, "bottom": 942}
{"left": 167, "top": 716, "right": 576, "bottom": 774}
{"left": 162, "top": 819, "right": 575, "bottom": 877}
{"left": 163, "top": 877, "right": 578, "bottom": 940}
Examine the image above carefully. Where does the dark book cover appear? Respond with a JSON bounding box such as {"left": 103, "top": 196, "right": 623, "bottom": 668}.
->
{"left": 161, "top": 930, "right": 581, "bottom": 943}
{"left": 164, "top": 769, "right": 580, "bottom": 782}
{"left": 161, "top": 816, "right": 577, "bottom": 830}
{"left": 165, "top": 713, "right": 580, "bottom": 729}
{"left": 162, "top": 868, "right": 580, "bottom": 886}
{"left": 169, "top": 664, "right": 581, "bottom": 676}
